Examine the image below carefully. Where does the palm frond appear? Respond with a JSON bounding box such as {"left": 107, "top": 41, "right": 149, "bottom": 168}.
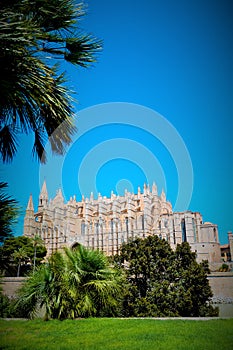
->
{"left": 0, "top": 0, "right": 102, "bottom": 163}
{"left": 0, "top": 182, "right": 19, "bottom": 242}
{"left": 65, "top": 35, "right": 102, "bottom": 67}
{"left": 0, "top": 125, "right": 18, "bottom": 163}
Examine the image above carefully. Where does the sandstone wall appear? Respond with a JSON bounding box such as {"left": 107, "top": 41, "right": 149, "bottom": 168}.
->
{"left": 208, "top": 272, "right": 233, "bottom": 303}
{"left": 1, "top": 277, "right": 26, "bottom": 298}
{"left": 2, "top": 274, "right": 233, "bottom": 317}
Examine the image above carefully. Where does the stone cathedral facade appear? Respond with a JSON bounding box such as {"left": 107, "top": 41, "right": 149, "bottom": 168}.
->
{"left": 24, "top": 181, "right": 221, "bottom": 263}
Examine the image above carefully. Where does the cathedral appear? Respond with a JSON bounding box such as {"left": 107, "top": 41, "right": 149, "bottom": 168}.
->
{"left": 24, "top": 181, "right": 221, "bottom": 264}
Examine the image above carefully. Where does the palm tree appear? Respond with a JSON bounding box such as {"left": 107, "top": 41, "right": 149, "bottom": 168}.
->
{"left": 0, "top": 182, "right": 19, "bottom": 242}
{"left": 17, "top": 246, "right": 124, "bottom": 319}
{"left": 0, "top": 0, "right": 102, "bottom": 163}
{"left": 63, "top": 246, "right": 123, "bottom": 318}
{"left": 12, "top": 247, "right": 28, "bottom": 277}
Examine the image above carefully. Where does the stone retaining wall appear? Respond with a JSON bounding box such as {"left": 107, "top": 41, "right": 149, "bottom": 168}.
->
{"left": 1, "top": 277, "right": 26, "bottom": 299}
{"left": 2, "top": 274, "right": 233, "bottom": 301}
{"left": 207, "top": 272, "right": 233, "bottom": 317}
{"left": 207, "top": 272, "right": 233, "bottom": 303}
{"left": 2, "top": 274, "right": 233, "bottom": 317}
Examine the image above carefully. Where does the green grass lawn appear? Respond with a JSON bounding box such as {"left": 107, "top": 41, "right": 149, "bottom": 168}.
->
{"left": 0, "top": 318, "right": 232, "bottom": 350}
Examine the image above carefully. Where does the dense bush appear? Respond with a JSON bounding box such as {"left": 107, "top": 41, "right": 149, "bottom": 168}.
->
{"left": 115, "top": 236, "right": 218, "bottom": 317}
{"left": 0, "top": 290, "right": 29, "bottom": 318}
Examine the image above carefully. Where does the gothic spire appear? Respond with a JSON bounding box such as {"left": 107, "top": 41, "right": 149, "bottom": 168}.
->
{"left": 40, "top": 180, "right": 48, "bottom": 197}
{"left": 39, "top": 180, "right": 48, "bottom": 208}
{"left": 161, "top": 189, "right": 166, "bottom": 202}
{"left": 26, "top": 194, "right": 34, "bottom": 212}
{"left": 152, "top": 182, "right": 157, "bottom": 195}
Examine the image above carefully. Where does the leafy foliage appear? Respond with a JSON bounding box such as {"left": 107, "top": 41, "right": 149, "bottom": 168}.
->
{"left": 0, "top": 287, "right": 11, "bottom": 318}
{"left": 0, "top": 0, "right": 102, "bottom": 162}
{"left": 16, "top": 246, "right": 124, "bottom": 319}
{"left": 0, "top": 277, "right": 25, "bottom": 317}
{"left": 0, "top": 236, "right": 47, "bottom": 276}
{"left": 31, "top": 234, "right": 45, "bottom": 271}
{"left": 0, "top": 182, "right": 19, "bottom": 242}
{"left": 12, "top": 247, "right": 28, "bottom": 277}
{"left": 116, "top": 236, "right": 218, "bottom": 317}
{"left": 219, "top": 263, "right": 229, "bottom": 272}
{"left": 0, "top": 291, "right": 29, "bottom": 318}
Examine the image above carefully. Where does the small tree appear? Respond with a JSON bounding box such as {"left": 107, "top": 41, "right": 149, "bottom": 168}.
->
{"left": 0, "top": 236, "right": 47, "bottom": 276}
{"left": 12, "top": 247, "right": 28, "bottom": 277}
{"left": 116, "top": 236, "right": 218, "bottom": 317}
{"left": 172, "top": 242, "right": 216, "bottom": 316}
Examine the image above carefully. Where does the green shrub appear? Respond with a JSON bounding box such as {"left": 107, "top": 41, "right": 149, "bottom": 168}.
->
{"left": 219, "top": 263, "right": 229, "bottom": 272}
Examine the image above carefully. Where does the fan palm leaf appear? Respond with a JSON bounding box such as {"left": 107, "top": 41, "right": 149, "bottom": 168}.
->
{"left": 17, "top": 246, "right": 123, "bottom": 319}
{"left": 0, "top": 0, "right": 102, "bottom": 163}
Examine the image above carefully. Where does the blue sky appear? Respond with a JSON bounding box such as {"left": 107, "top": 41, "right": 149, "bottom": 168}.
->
{"left": 1, "top": 0, "right": 233, "bottom": 244}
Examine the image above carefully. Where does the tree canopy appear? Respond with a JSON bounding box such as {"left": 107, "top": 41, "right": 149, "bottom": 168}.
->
{"left": 0, "top": 0, "right": 101, "bottom": 162}
{"left": 0, "top": 236, "right": 47, "bottom": 276}
{"left": 116, "top": 235, "right": 217, "bottom": 317}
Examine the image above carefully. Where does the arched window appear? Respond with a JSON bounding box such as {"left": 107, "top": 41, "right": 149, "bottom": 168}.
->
{"left": 72, "top": 242, "right": 80, "bottom": 250}
{"left": 158, "top": 220, "right": 161, "bottom": 230}
{"left": 141, "top": 215, "right": 144, "bottom": 230}
{"left": 192, "top": 218, "right": 197, "bottom": 242}
{"left": 81, "top": 221, "right": 85, "bottom": 235}
{"left": 181, "top": 218, "right": 187, "bottom": 242}
{"left": 125, "top": 217, "right": 129, "bottom": 233}
{"left": 213, "top": 227, "right": 217, "bottom": 242}
{"left": 95, "top": 222, "right": 99, "bottom": 235}
{"left": 172, "top": 220, "right": 176, "bottom": 244}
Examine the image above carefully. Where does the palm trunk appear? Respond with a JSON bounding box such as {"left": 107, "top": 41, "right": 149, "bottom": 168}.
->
{"left": 17, "top": 260, "right": 21, "bottom": 277}
{"left": 33, "top": 246, "right": 36, "bottom": 272}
